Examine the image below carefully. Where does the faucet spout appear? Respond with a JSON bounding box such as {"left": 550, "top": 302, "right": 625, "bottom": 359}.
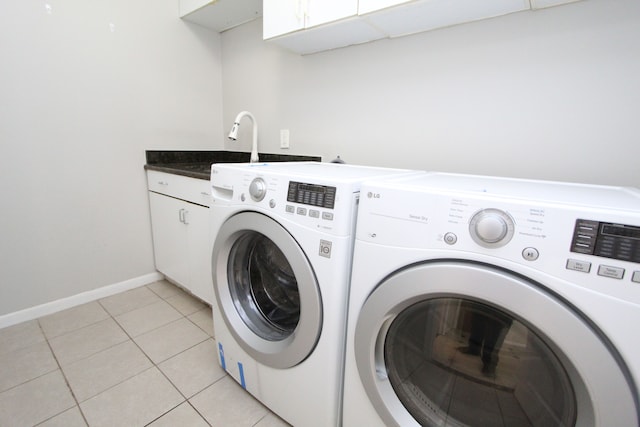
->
{"left": 228, "top": 111, "right": 259, "bottom": 163}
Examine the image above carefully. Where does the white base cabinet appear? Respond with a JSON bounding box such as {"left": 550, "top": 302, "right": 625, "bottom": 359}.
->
{"left": 147, "top": 170, "right": 213, "bottom": 305}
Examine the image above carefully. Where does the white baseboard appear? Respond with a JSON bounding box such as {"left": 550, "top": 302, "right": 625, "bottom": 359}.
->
{"left": 0, "top": 272, "right": 164, "bottom": 329}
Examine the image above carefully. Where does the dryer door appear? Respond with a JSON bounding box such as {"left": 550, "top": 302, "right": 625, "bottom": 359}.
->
{"left": 354, "top": 261, "right": 639, "bottom": 427}
{"left": 212, "top": 212, "right": 322, "bottom": 369}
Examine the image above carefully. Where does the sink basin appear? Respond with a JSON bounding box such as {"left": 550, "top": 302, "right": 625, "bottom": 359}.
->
{"left": 144, "top": 150, "right": 322, "bottom": 180}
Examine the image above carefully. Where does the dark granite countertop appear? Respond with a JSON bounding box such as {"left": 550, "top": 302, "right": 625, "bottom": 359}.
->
{"left": 145, "top": 150, "right": 322, "bottom": 180}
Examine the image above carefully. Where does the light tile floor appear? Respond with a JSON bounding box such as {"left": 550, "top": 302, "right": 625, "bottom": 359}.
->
{"left": 0, "top": 280, "right": 290, "bottom": 427}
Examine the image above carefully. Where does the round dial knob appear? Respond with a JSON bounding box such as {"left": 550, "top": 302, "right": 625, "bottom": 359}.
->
{"left": 249, "top": 178, "right": 267, "bottom": 202}
{"left": 469, "top": 209, "right": 515, "bottom": 248}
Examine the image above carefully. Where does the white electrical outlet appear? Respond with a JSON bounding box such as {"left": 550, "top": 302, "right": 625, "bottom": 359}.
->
{"left": 280, "top": 129, "right": 290, "bottom": 149}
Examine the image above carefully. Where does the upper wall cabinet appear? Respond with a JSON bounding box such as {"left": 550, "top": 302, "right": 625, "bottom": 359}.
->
{"left": 530, "top": 0, "right": 582, "bottom": 8}
{"left": 360, "top": 0, "right": 530, "bottom": 39}
{"left": 264, "top": 0, "right": 582, "bottom": 54}
{"left": 180, "top": 0, "right": 262, "bottom": 32}
{"left": 359, "top": 0, "right": 413, "bottom": 15}
{"left": 357, "top": 0, "right": 577, "bottom": 14}
{"left": 263, "top": 0, "right": 358, "bottom": 38}
{"left": 263, "top": 0, "right": 387, "bottom": 54}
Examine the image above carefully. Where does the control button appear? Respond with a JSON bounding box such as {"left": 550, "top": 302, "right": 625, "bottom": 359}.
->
{"left": 240, "top": 193, "right": 246, "bottom": 202}
{"left": 285, "top": 205, "right": 295, "bottom": 214}
{"left": 597, "top": 265, "right": 625, "bottom": 280}
{"left": 444, "top": 233, "right": 457, "bottom": 245}
{"left": 469, "top": 208, "right": 515, "bottom": 248}
{"left": 269, "top": 199, "right": 276, "bottom": 208}
{"left": 309, "top": 210, "right": 320, "bottom": 218}
{"left": 522, "top": 247, "right": 539, "bottom": 261}
{"left": 570, "top": 219, "right": 599, "bottom": 254}
{"left": 249, "top": 177, "right": 267, "bottom": 202}
{"left": 322, "top": 212, "right": 334, "bottom": 221}
{"left": 632, "top": 271, "right": 640, "bottom": 284}
{"left": 566, "top": 259, "right": 592, "bottom": 273}
{"left": 297, "top": 207, "right": 307, "bottom": 216}
{"left": 477, "top": 215, "right": 507, "bottom": 241}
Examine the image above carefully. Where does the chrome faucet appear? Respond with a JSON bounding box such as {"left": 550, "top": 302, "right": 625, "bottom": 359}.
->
{"left": 228, "top": 111, "right": 259, "bottom": 163}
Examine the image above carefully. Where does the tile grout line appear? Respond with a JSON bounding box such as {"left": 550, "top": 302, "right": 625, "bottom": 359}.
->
{"left": 104, "top": 284, "right": 214, "bottom": 426}
{"left": 43, "top": 292, "right": 172, "bottom": 425}
{"left": 144, "top": 282, "right": 221, "bottom": 427}
{"left": 35, "top": 318, "right": 91, "bottom": 427}
{"left": 2, "top": 280, "right": 219, "bottom": 426}
{"left": 138, "top": 287, "right": 217, "bottom": 426}
{"left": 55, "top": 292, "right": 184, "bottom": 426}
{"left": 0, "top": 334, "right": 52, "bottom": 394}
{"left": 185, "top": 399, "right": 214, "bottom": 427}
{"left": 94, "top": 297, "right": 186, "bottom": 415}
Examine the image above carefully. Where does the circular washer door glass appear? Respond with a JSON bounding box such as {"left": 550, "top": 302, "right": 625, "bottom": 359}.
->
{"left": 228, "top": 231, "right": 300, "bottom": 341}
{"left": 384, "top": 298, "right": 576, "bottom": 426}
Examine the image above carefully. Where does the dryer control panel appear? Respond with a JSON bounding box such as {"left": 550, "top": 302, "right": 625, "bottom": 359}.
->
{"left": 356, "top": 172, "right": 640, "bottom": 304}
{"left": 571, "top": 219, "right": 640, "bottom": 263}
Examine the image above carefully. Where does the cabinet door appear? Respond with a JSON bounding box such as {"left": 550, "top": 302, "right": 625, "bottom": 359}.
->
{"left": 362, "top": 0, "right": 530, "bottom": 39}
{"left": 531, "top": 0, "right": 580, "bottom": 8}
{"left": 184, "top": 204, "right": 214, "bottom": 305}
{"left": 359, "top": 0, "right": 411, "bottom": 15}
{"left": 263, "top": 0, "right": 304, "bottom": 39}
{"left": 305, "top": 0, "right": 358, "bottom": 28}
{"left": 264, "top": 0, "right": 359, "bottom": 39}
{"left": 149, "top": 192, "right": 190, "bottom": 286}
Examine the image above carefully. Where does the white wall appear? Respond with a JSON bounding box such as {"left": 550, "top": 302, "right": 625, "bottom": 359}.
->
{"left": 0, "top": 0, "right": 224, "bottom": 316}
{"left": 1, "top": 0, "right": 638, "bottom": 319}
{"left": 221, "top": 0, "right": 640, "bottom": 187}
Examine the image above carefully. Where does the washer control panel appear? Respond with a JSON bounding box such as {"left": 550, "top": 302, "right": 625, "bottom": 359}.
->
{"left": 287, "top": 181, "right": 336, "bottom": 209}
{"left": 211, "top": 168, "right": 350, "bottom": 235}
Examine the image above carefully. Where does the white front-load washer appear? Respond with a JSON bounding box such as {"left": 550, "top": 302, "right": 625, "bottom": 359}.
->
{"left": 343, "top": 172, "right": 640, "bottom": 427}
{"left": 209, "top": 162, "right": 422, "bottom": 427}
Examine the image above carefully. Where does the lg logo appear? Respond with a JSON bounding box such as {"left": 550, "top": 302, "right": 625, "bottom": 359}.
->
{"left": 367, "top": 192, "right": 381, "bottom": 199}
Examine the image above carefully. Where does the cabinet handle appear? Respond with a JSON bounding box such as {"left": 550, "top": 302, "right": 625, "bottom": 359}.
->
{"left": 182, "top": 209, "right": 189, "bottom": 225}
{"left": 179, "top": 208, "right": 185, "bottom": 223}
{"left": 296, "top": 0, "right": 304, "bottom": 20}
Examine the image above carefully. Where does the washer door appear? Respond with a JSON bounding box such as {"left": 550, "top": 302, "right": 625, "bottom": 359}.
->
{"left": 354, "top": 261, "right": 639, "bottom": 427}
{"left": 212, "top": 212, "right": 322, "bottom": 369}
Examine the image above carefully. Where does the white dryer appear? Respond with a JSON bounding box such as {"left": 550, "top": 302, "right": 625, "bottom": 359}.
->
{"left": 209, "top": 162, "right": 422, "bottom": 427}
{"left": 343, "top": 172, "right": 640, "bottom": 427}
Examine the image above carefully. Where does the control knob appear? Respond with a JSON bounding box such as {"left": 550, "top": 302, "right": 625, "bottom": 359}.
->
{"left": 249, "top": 178, "right": 267, "bottom": 202}
{"left": 469, "top": 208, "right": 515, "bottom": 248}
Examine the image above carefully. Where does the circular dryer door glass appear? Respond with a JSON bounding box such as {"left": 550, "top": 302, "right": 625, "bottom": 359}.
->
{"left": 228, "top": 231, "right": 300, "bottom": 340}
{"left": 384, "top": 298, "right": 576, "bottom": 426}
